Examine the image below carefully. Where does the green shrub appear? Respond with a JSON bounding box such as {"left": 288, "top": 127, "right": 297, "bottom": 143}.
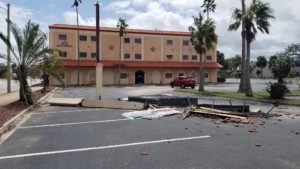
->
{"left": 266, "top": 82, "right": 290, "bottom": 99}
{"left": 217, "top": 77, "right": 226, "bottom": 82}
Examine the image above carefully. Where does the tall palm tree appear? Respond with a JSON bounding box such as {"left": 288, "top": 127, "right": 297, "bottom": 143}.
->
{"left": 72, "top": 0, "right": 82, "bottom": 86}
{"left": 117, "top": 18, "right": 128, "bottom": 86}
{"left": 229, "top": 0, "right": 275, "bottom": 96}
{"left": 189, "top": 13, "right": 218, "bottom": 91}
{"left": 201, "top": 0, "right": 216, "bottom": 19}
{"left": 0, "top": 21, "right": 53, "bottom": 105}
{"left": 238, "top": 0, "right": 246, "bottom": 92}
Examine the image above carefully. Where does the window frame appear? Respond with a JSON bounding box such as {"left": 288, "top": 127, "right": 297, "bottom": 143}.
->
{"left": 124, "top": 38, "right": 130, "bottom": 43}
{"left": 91, "top": 36, "right": 97, "bottom": 42}
{"left": 58, "top": 34, "right": 67, "bottom": 40}
{"left": 166, "top": 54, "right": 173, "bottom": 60}
{"left": 59, "top": 51, "right": 68, "bottom": 58}
{"left": 79, "top": 52, "right": 87, "bottom": 58}
{"left": 165, "top": 73, "right": 173, "bottom": 79}
{"left": 79, "top": 35, "right": 87, "bottom": 41}
{"left": 206, "top": 55, "right": 212, "bottom": 61}
{"left": 166, "top": 40, "right": 173, "bottom": 46}
{"left": 91, "top": 53, "right": 97, "bottom": 58}
{"left": 183, "top": 40, "right": 189, "bottom": 46}
{"left": 135, "top": 54, "right": 142, "bottom": 60}
{"left": 124, "top": 53, "right": 130, "bottom": 59}
{"left": 182, "top": 55, "right": 189, "bottom": 60}
{"left": 192, "top": 55, "right": 198, "bottom": 60}
{"left": 120, "top": 73, "right": 128, "bottom": 79}
{"left": 135, "top": 38, "right": 142, "bottom": 44}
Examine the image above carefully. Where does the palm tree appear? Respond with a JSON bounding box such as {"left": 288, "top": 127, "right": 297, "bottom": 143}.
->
{"left": 229, "top": 0, "right": 274, "bottom": 96}
{"left": 189, "top": 13, "right": 218, "bottom": 91}
{"left": 72, "top": 0, "right": 82, "bottom": 86}
{"left": 0, "top": 21, "right": 53, "bottom": 105}
{"left": 238, "top": 0, "right": 246, "bottom": 92}
{"left": 255, "top": 56, "right": 267, "bottom": 79}
{"left": 39, "top": 53, "right": 65, "bottom": 92}
{"left": 117, "top": 18, "right": 128, "bottom": 86}
{"left": 201, "top": 0, "right": 216, "bottom": 19}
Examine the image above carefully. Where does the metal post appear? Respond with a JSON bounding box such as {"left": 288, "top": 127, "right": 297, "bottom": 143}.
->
{"left": 6, "top": 3, "right": 11, "bottom": 93}
{"left": 76, "top": 6, "right": 80, "bottom": 86}
{"left": 95, "top": 2, "right": 100, "bottom": 63}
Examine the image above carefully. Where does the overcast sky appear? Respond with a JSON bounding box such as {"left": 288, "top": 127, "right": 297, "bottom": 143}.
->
{"left": 0, "top": 0, "right": 299, "bottom": 62}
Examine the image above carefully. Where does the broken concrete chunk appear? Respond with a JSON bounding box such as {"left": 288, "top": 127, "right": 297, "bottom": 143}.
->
{"left": 48, "top": 97, "right": 83, "bottom": 106}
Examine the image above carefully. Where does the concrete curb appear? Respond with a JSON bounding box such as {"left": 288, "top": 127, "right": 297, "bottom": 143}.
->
{"left": 0, "top": 87, "right": 58, "bottom": 136}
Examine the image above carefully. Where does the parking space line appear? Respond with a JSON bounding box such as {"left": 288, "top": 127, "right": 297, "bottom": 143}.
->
{"left": 0, "top": 135, "right": 210, "bottom": 160}
{"left": 32, "top": 109, "right": 104, "bottom": 115}
{"left": 20, "top": 119, "right": 129, "bottom": 129}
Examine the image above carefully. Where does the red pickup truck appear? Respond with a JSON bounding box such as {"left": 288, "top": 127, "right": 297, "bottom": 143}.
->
{"left": 170, "top": 76, "right": 196, "bottom": 89}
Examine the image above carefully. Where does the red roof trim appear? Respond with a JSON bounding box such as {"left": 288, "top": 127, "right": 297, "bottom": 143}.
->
{"left": 49, "top": 24, "right": 191, "bottom": 36}
{"left": 63, "top": 59, "right": 223, "bottom": 68}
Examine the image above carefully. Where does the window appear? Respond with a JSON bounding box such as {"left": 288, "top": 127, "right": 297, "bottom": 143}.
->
{"left": 79, "top": 52, "right": 87, "bottom": 58}
{"left": 192, "top": 55, "right": 198, "bottom": 60}
{"left": 183, "top": 40, "right": 189, "bottom": 46}
{"left": 124, "top": 38, "right": 130, "bottom": 43}
{"left": 59, "top": 51, "right": 67, "bottom": 57}
{"left": 135, "top": 38, "right": 142, "bottom": 44}
{"left": 206, "top": 55, "right": 212, "bottom": 60}
{"left": 165, "top": 73, "right": 172, "bottom": 78}
{"left": 182, "top": 55, "right": 188, "bottom": 60}
{"left": 58, "top": 34, "right": 67, "bottom": 40}
{"left": 120, "top": 73, "right": 128, "bottom": 79}
{"left": 79, "top": 35, "right": 87, "bottom": 41}
{"left": 179, "top": 73, "right": 184, "bottom": 77}
{"left": 91, "top": 36, "right": 97, "bottom": 41}
{"left": 166, "top": 55, "right": 173, "bottom": 60}
{"left": 166, "top": 40, "right": 173, "bottom": 46}
{"left": 205, "top": 73, "right": 209, "bottom": 78}
{"left": 135, "top": 54, "right": 142, "bottom": 59}
{"left": 91, "top": 53, "right": 97, "bottom": 58}
{"left": 90, "top": 71, "right": 96, "bottom": 81}
{"left": 124, "top": 53, "right": 130, "bottom": 59}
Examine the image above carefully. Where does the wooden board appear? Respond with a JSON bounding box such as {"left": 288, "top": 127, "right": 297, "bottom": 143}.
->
{"left": 191, "top": 107, "right": 247, "bottom": 120}
{"left": 48, "top": 97, "right": 83, "bottom": 106}
{"left": 82, "top": 99, "right": 145, "bottom": 110}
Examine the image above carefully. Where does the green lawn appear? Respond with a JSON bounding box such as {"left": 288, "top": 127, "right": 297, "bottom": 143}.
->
{"left": 176, "top": 88, "right": 300, "bottom": 106}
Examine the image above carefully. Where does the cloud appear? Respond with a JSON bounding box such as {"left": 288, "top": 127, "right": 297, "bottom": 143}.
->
{"left": 62, "top": 0, "right": 300, "bottom": 60}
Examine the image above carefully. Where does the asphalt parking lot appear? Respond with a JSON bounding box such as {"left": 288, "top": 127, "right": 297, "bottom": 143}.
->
{"left": 0, "top": 86, "right": 299, "bottom": 169}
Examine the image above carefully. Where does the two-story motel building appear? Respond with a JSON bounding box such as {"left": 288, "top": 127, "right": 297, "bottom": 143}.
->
{"left": 49, "top": 24, "right": 222, "bottom": 86}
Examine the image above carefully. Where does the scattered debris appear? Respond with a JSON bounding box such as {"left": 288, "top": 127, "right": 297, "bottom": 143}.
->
{"left": 48, "top": 97, "right": 83, "bottom": 106}
{"left": 248, "top": 128, "right": 257, "bottom": 132}
{"left": 255, "top": 144, "right": 262, "bottom": 147}
{"left": 122, "top": 108, "right": 181, "bottom": 120}
{"left": 140, "top": 150, "right": 149, "bottom": 155}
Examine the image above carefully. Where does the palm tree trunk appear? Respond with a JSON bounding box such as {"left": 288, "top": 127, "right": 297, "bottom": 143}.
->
{"left": 261, "top": 67, "right": 263, "bottom": 79}
{"left": 238, "top": 0, "right": 246, "bottom": 92}
{"left": 18, "top": 65, "right": 34, "bottom": 105}
{"left": 118, "top": 36, "right": 122, "bottom": 86}
{"left": 245, "top": 40, "right": 253, "bottom": 97}
{"left": 199, "top": 54, "right": 204, "bottom": 91}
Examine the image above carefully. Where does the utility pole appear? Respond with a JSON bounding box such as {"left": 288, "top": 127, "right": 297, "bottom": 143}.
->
{"left": 95, "top": 1, "right": 103, "bottom": 100}
{"left": 6, "top": 4, "right": 11, "bottom": 93}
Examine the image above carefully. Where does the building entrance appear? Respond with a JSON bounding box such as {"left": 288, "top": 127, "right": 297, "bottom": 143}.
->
{"left": 135, "top": 70, "right": 145, "bottom": 84}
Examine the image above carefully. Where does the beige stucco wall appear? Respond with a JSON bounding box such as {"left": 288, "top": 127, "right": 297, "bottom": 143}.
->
{"left": 49, "top": 27, "right": 219, "bottom": 86}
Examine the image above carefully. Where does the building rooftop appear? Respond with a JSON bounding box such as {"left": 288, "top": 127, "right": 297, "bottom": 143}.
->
{"left": 49, "top": 24, "right": 191, "bottom": 36}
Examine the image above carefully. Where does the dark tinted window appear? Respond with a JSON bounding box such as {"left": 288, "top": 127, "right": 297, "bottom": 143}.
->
{"left": 124, "top": 53, "right": 130, "bottom": 59}
{"left": 59, "top": 51, "right": 67, "bottom": 57}
{"left": 166, "top": 55, "right": 173, "bottom": 60}
{"left": 182, "top": 55, "right": 188, "bottom": 60}
{"left": 192, "top": 55, "right": 198, "bottom": 60}
{"left": 135, "top": 38, "right": 142, "bottom": 44}
{"left": 206, "top": 55, "right": 212, "bottom": 60}
{"left": 124, "top": 38, "right": 130, "bottom": 43}
{"left": 165, "top": 73, "right": 172, "bottom": 78}
{"left": 91, "top": 36, "right": 97, "bottom": 41}
{"left": 79, "top": 52, "right": 87, "bottom": 58}
{"left": 135, "top": 54, "right": 142, "bottom": 59}
{"left": 58, "top": 34, "right": 67, "bottom": 40}
{"left": 120, "top": 73, "right": 127, "bottom": 79}
{"left": 91, "top": 53, "right": 97, "bottom": 58}
{"left": 79, "top": 35, "right": 87, "bottom": 41}
{"left": 166, "top": 40, "right": 173, "bottom": 45}
{"left": 183, "top": 40, "right": 189, "bottom": 46}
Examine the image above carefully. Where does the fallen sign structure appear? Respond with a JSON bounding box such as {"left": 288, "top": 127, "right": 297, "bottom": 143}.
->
{"left": 122, "top": 108, "right": 182, "bottom": 120}
{"left": 82, "top": 99, "right": 145, "bottom": 110}
{"left": 188, "top": 106, "right": 251, "bottom": 123}
{"left": 48, "top": 97, "right": 83, "bottom": 106}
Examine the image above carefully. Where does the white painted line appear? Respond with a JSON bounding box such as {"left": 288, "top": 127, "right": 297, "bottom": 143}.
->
{"left": 20, "top": 119, "right": 129, "bottom": 129}
{"left": 0, "top": 135, "right": 210, "bottom": 160}
{"left": 32, "top": 108, "right": 104, "bottom": 115}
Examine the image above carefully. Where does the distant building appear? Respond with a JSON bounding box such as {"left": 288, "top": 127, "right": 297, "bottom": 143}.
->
{"left": 250, "top": 61, "right": 273, "bottom": 78}
{"left": 48, "top": 24, "right": 222, "bottom": 86}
